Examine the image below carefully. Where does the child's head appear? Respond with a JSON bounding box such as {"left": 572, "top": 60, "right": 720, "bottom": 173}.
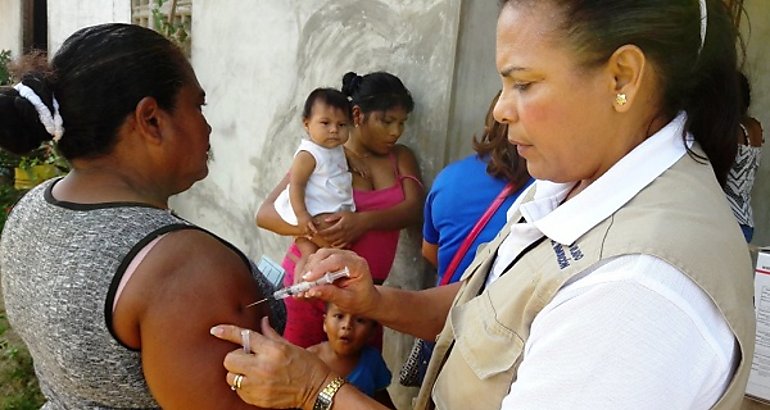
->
{"left": 302, "top": 88, "right": 352, "bottom": 149}
{"left": 323, "top": 303, "right": 378, "bottom": 357}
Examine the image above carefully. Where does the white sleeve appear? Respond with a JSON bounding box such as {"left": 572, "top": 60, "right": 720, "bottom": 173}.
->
{"left": 500, "top": 254, "right": 737, "bottom": 410}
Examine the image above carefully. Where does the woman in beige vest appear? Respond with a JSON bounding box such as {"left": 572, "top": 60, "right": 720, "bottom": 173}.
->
{"left": 211, "top": 1, "right": 754, "bottom": 409}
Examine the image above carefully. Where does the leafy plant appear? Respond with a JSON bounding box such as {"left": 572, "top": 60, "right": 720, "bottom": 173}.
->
{"left": 0, "top": 48, "right": 44, "bottom": 410}
{"left": 0, "top": 311, "right": 45, "bottom": 409}
{"left": 152, "top": 0, "right": 191, "bottom": 55}
{"left": 16, "top": 142, "right": 66, "bottom": 173}
{"left": 0, "top": 49, "right": 11, "bottom": 86}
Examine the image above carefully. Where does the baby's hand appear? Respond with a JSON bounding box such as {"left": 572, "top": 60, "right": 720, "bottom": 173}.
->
{"left": 297, "top": 213, "right": 317, "bottom": 237}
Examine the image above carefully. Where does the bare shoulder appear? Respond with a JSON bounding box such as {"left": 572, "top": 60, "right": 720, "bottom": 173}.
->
{"left": 119, "top": 228, "right": 267, "bottom": 408}
{"left": 393, "top": 144, "right": 419, "bottom": 170}
{"left": 393, "top": 143, "right": 417, "bottom": 160}
{"left": 146, "top": 228, "right": 253, "bottom": 284}
{"left": 746, "top": 117, "right": 764, "bottom": 146}
{"left": 131, "top": 227, "right": 266, "bottom": 323}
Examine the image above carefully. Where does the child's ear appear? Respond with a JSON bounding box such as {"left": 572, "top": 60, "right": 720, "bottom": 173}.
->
{"left": 302, "top": 117, "right": 311, "bottom": 132}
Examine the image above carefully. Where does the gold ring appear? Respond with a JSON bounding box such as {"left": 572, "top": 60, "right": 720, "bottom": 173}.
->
{"left": 231, "top": 374, "right": 244, "bottom": 391}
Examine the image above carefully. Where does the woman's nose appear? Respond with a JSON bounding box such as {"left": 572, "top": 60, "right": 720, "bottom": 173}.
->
{"left": 390, "top": 123, "right": 403, "bottom": 138}
{"left": 493, "top": 91, "right": 517, "bottom": 125}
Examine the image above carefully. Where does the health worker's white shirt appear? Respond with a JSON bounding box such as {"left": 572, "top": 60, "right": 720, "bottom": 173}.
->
{"left": 488, "top": 114, "right": 737, "bottom": 410}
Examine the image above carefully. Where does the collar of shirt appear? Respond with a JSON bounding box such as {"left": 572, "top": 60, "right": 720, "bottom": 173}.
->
{"left": 519, "top": 112, "right": 691, "bottom": 246}
{"left": 488, "top": 113, "right": 691, "bottom": 284}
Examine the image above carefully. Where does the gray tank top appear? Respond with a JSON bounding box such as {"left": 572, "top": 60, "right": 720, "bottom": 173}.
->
{"left": 1, "top": 178, "right": 284, "bottom": 409}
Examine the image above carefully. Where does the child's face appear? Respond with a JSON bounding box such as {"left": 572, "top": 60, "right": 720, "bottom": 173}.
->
{"left": 303, "top": 101, "right": 351, "bottom": 149}
{"left": 323, "top": 304, "right": 376, "bottom": 357}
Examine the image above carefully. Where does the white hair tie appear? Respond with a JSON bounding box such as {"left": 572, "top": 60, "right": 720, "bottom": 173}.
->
{"left": 698, "top": 0, "right": 708, "bottom": 54}
{"left": 13, "top": 82, "right": 65, "bottom": 142}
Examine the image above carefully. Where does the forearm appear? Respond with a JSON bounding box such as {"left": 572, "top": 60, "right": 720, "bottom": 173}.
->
{"left": 368, "top": 282, "right": 459, "bottom": 340}
{"left": 289, "top": 185, "right": 310, "bottom": 222}
{"left": 256, "top": 173, "right": 302, "bottom": 236}
{"left": 256, "top": 201, "right": 303, "bottom": 236}
{"left": 304, "top": 375, "right": 386, "bottom": 410}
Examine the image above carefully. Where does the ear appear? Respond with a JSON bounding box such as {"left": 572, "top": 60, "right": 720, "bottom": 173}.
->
{"left": 302, "top": 117, "right": 311, "bottom": 132}
{"left": 607, "top": 44, "right": 647, "bottom": 113}
{"left": 351, "top": 105, "right": 363, "bottom": 127}
{"left": 133, "top": 96, "right": 165, "bottom": 145}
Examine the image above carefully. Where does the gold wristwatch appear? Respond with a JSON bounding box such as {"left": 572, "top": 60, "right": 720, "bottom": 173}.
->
{"left": 313, "top": 376, "right": 346, "bottom": 410}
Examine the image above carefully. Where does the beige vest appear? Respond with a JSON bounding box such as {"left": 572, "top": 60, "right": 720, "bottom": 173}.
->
{"left": 415, "top": 153, "right": 755, "bottom": 410}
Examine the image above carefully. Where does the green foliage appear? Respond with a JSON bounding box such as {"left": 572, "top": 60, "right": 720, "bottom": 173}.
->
{"left": 0, "top": 45, "right": 45, "bottom": 410}
{"left": 16, "top": 142, "right": 67, "bottom": 173}
{"left": 0, "top": 311, "right": 45, "bottom": 409}
{"left": 152, "top": 0, "right": 191, "bottom": 54}
{"left": 0, "top": 49, "right": 11, "bottom": 86}
{"left": 0, "top": 184, "right": 23, "bottom": 231}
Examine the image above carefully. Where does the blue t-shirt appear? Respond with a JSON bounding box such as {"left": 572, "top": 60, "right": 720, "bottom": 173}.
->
{"left": 346, "top": 346, "right": 392, "bottom": 396}
{"left": 423, "top": 154, "right": 532, "bottom": 284}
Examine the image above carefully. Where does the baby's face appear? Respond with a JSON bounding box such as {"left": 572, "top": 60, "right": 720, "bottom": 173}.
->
{"left": 323, "top": 304, "right": 376, "bottom": 357}
{"left": 303, "top": 102, "right": 351, "bottom": 148}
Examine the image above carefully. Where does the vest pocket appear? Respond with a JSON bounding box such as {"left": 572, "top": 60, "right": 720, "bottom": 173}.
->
{"left": 450, "top": 292, "right": 524, "bottom": 379}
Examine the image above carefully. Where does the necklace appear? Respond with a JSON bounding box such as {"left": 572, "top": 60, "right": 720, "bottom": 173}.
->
{"left": 344, "top": 146, "right": 372, "bottom": 180}
{"left": 344, "top": 145, "right": 371, "bottom": 159}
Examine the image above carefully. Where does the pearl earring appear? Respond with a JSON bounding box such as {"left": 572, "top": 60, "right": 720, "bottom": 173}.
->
{"left": 616, "top": 93, "right": 628, "bottom": 106}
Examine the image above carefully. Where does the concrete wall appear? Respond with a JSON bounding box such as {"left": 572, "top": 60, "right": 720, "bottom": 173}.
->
{"left": 47, "top": 0, "right": 130, "bottom": 53}
{"left": 0, "top": 0, "right": 24, "bottom": 56}
{"left": 168, "top": 1, "right": 480, "bottom": 406}
{"left": 742, "top": 0, "right": 770, "bottom": 247}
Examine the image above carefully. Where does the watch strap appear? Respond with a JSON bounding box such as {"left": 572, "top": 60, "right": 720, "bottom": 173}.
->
{"left": 313, "top": 376, "right": 346, "bottom": 410}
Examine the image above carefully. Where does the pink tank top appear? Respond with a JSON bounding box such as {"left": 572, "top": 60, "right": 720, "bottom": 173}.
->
{"left": 280, "top": 152, "right": 419, "bottom": 349}
{"left": 349, "top": 153, "right": 419, "bottom": 282}
{"left": 283, "top": 152, "right": 419, "bottom": 283}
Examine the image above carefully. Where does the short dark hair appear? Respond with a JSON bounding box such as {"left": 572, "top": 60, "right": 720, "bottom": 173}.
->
{"left": 302, "top": 88, "right": 352, "bottom": 121}
{"left": 0, "top": 23, "right": 191, "bottom": 159}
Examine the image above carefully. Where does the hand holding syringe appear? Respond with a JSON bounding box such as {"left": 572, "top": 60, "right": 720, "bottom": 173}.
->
{"left": 245, "top": 266, "right": 350, "bottom": 308}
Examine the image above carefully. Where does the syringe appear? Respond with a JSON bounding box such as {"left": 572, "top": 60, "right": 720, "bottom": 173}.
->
{"left": 246, "top": 266, "right": 350, "bottom": 308}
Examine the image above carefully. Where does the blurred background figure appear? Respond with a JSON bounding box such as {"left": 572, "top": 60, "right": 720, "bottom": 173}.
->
{"left": 725, "top": 72, "right": 764, "bottom": 242}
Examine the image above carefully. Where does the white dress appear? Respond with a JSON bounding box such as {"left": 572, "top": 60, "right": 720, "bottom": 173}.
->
{"left": 275, "top": 139, "right": 355, "bottom": 226}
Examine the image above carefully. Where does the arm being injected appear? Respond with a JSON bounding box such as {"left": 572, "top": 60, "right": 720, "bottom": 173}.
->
{"left": 245, "top": 266, "right": 350, "bottom": 308}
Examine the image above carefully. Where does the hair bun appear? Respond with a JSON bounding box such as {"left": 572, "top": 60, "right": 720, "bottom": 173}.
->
{"left": 0, "top": 86, "right": 52, "bottom": 154}
{"left": 341, "top": 71, "right": 362, "bottom": 97}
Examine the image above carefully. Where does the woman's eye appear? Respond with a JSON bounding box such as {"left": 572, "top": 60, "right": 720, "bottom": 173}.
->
{"left": 513, "top": 82, "right": 532, "bottom": 91}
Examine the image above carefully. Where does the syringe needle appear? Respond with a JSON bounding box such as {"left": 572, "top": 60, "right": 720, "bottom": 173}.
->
{"left": 245, "top": 266, "right": 350, "bottom": 308}
{"left": 245, "top": 298, "right": 268, "bottom": 308}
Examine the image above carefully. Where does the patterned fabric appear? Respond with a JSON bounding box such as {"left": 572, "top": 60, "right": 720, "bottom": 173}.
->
{"left": 725, "top": 124, "right": 762, "bottom": 227}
